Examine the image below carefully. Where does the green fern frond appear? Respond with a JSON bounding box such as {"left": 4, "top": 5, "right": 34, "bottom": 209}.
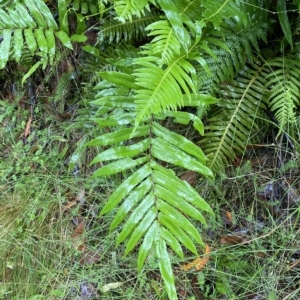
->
{"left": 265, "top": 56, "right": 300, "bottom": 135}
{"left": 133, "top": 54, "right": 197, "bottom": 127}
{"left": 86, "top": 73, "right": 216, "bottom": 299}
{"left": 98, "top": 10, "right": 160, "bottom": 44}
{"left": 114, "top": 0, "right": 151, "bottom": 22}
{"left": 200, "top": 58, "right": 268, "bottom": 172}
{"left": 71, "top": 0, "right": 99, "bottom": 15}
{"left": 144, "top": 20, "right": 181, "bottom": 65}
{"left": 197, "top": 16, "right": 268, "bottom": 94}
{"left": 0, "top": 0, "right": 73, "bottom": 69}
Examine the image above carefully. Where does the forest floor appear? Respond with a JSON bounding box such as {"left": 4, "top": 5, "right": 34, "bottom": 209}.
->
{"left": 1, "top": 77, "right": 300, "bottom": 300}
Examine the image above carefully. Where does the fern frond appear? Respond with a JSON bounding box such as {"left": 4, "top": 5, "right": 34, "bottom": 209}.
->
{"left": 144, "top": 20, "right": 181, "bottom": 65}
{"left": 197, "top": 5, "right": 268, "bottom": 94}
{"left": 133, "top": 54, "right": 197, "bottom": 127}
{"left": 86, "top": 74, "right": 216, "bottom": 299}
{"left": 200, "top": 58, "right": 268, "bottom": 172}
{"left": 0, "top": 0, "right": 73, "bottom": 69}
{"left": 98, "top": 10, "right": 160, "bottom": 44}
{"left": 265, "top": 56, "right": 300, "bottom": 135}
{"left": 114, "top": 0, "right": 151, "bottom": 22}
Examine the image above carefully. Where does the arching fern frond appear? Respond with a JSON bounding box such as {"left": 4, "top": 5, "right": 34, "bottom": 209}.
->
{"left": 133, "top": 54, "right": 197, "bottom": 127}
{"left": 200, "top": 58, "right": 268, "bottom": 172}
{"left": 86, "top": 75, "right": 216, "bottom": 299}
{"left": 114, "top": 0, "right": 152, "bottom": 22}
{"left": 98, "top": 10, "right": 160, "bottom": 44}
{"left": 0, "top": 0, "right": 73, "bottom": 69}
{"left": 265, "top": 56, "right": 300, "bottom": 135}
{"left": 197, "top": 3, "right": 268, "bottom": 94}
{"left": 144, "top": 20, "right": 181, "bottom": 66}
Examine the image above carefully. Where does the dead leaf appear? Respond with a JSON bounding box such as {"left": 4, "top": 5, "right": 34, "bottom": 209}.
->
{"left": 180, "top": 171, "right": 197, "bottom": 186}
{"left": 72, "top": 220, "right": 85, "bottom": 251}
{"left": 181, "top": 244, "right": 210, "bottom": 271}
{"left": 220, "top": 234, "right": 249, "bottom": 245}
{"left": 225, "top": 211, "right": 233, "bottom": 223}
{"left": 24, "top": 117, "right": 32, "bottom": 138}
{"left": 80, "top": 249, "right": 101, "bottom": 265}
{"left": 63, "top": 200, "right": 77, "bottom": 211}
{"left": 63, "top": 189, "right": 85, "bottom": 211}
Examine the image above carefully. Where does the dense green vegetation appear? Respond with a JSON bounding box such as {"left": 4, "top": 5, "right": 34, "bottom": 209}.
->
{"left": 1, "top": 0, "right": 300, "bottom": 299}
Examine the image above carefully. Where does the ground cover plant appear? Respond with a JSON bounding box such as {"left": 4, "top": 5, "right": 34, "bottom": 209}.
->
{"left": 1, "top": 0, "right": 300, "bottom": 299}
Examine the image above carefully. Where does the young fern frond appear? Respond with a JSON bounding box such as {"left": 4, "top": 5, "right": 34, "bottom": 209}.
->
{"left": 144, "top": 20, "right": 182, "bottom": 66}
{"left": 133, "top": 54, "right": 197, "bottom": 128}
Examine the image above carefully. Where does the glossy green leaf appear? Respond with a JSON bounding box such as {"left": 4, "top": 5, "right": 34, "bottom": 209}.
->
{"left": 21, "top": 61, "right": 43, "bottom": 85}
{"left": 182, "top": 94, "right": 219, "bottom": 106}
{"left": 117, "top": 192, "right": 155, "bottom": 244}
{"left": 0, "top": 29, "right": 11, "bottom": 69}
{"left": 160, "top": 226, "right": 184, "bottom": 258}
{"left": 152, "top": 122, "right": 207, "bottom": 163}
{"left": 13, "top": 29, "right": 23, "bottom": 62}
{"left": 100, "top": 164, "right": 152, "bottom": 215}
{"left": 277, "top": 0, "right": 293, "bottom": 48}
{"left": 86, "top": 125, "right": 150, "bottom": 147}
{"left": 137, "top": 221, "right": 157, "bottom": 272}
{"left": 125, "top": 207, "right": 156, "bottom": 255}
{"left": 110, "top": 178, "right": 152, "bottom": 231}
{"left": 158, "top": 0, "right": 190, "bottom": 52}
{"left": 6, "top": 7, "right": 26, "bottom": 28}
{"left": 15, "top": 3, "right": 36, "bottom": 28}
{"left": 157, "top": 110, "right": 204, "bottom": 135}
{"left": 70, "top": 34, "right": 88, "bottom": 42}
{"left": 58, "top": 0, "right": 69, "bottom": 33}
{"left": 157, "top": 199, "right": 203, "bottom": 245}
{"left": 152, "top": 138, "right": 213, "bottom": 176}
{"left": 25, "top": 0, "right": 47, "bottom": 28}
{"left": 33, "top": 0, "right": 58, "bottom": 29}
{"left": 55, "top": 30, "right": 73, "bottom": 50}
{"left": 156, "top": 238, "right": 178, "bottom": 300}
{"left": 146, "top": 20, "right": 181, "bottom": 64}
{"left": 160, "top": 213, "right": 198, "bottom": 255}
{"left": 90, "top": 139, "right": 150, "bottom": 164}
{"left": 45, "top": 30, "right": 56, "bottom": 64}
{"left": 91, "top": 113, "right": 136, "bottom": 127}
{"left": 0, "top": 8, "right": 15, "bottom": 28}
{"left": 35, "top": 29, "right": 48, "bottom": 54}
{"left": 153, "top": 169, "right": 214, "bottom": 215}
{"left": 155, "top": 185, "right": 206, "bottom": 224}
{"left": 24, "top": 29, "right": 37, "bottom": 55}
{"left": 92, "top": 156, "right": 149, "bottom": 177}
{"left": 134, "top": 56, "right": 196, "bottom": 127}
{"left": 100, "top": 72, "right": 141, "bottom": 90}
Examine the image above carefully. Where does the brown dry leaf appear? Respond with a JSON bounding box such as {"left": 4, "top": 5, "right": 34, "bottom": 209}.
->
{"left": 24, "top": 117, "right": 32, "bottom": 138}
{"left": 72, "top": 220, "right": 85, "bottom": 251}
{"left": 225, "top": 211, "right": 233, "bottom": 223}
{"left": 80, "top": 249, "right": 101, "bottom": 265}
{"left": 63, "top": 189, "right": 85, "bottom": 211}
{"left": 62, "top": 200, "right": 77, "bottom": 211}
{"left": 75, "top": 189, "right": 85, "bottom": 203}
{"left": 180, "top": 170, "right": 197, "bottom": 187}
{"left": 220, "top": 234, "right": 249, "bottom": 245}
{"left": 181, "top": 244, "right": 210, "bottom": 271}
